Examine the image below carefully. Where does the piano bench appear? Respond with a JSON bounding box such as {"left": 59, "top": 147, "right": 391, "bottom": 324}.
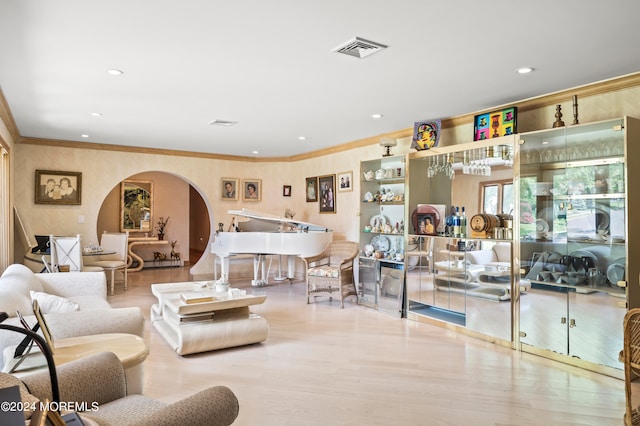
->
{"left": 213, "top": 254, "right": 256, "bottom": 279}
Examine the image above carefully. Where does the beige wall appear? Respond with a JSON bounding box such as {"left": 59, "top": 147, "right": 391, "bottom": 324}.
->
{"left": 12, "top": 139, "right": 400, "bottom": 277}
{"left": 9, "top": 78, "right": 640, "bottom": 278}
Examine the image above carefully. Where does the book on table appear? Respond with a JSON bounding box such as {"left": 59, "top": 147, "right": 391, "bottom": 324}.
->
{"left": 176, "top": 311, "right": 216, "bottom": 323}
{"left": 180, "top": 292, "right": 217, "bottom": 304}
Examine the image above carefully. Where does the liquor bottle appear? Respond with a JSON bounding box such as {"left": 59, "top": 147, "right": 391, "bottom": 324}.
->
{"left": 461, "top": 206, "right": 467, "bottom": 238}
{"left": 453, "top": 206, "right": 461, "bottom": 237}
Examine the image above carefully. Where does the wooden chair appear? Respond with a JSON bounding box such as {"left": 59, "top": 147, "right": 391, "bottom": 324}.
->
{"left": 84, "top": 232, "right": 128, "bottom": 295}
{"left": 304, "top": 241, "right": 359, "bottom": 308}
{"left": 623, "top": 308, "right": 640, "bottom": 425}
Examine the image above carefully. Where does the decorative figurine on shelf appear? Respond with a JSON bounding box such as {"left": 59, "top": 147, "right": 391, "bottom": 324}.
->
{"left": 170, "top": 240, "right": 181, "bottom": 266}
{"left": 218, "top": 222, "right": 224, "bottom": 233}
{"left": 283, "top": 208, "right": 296, "bottom": 231}
{"left": 153, "top": 251, "right": 166, "bottom": 263}
{"left": 156, "top": 216, "right": 170, "bottom": 240}
{"left": 552, "top": 104, "right": 565, "bottom": 128}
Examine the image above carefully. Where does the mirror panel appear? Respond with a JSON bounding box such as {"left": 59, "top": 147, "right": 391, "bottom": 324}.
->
{"left": 406, "top": 139, "right": 515, "bottom": 341}
{"left": 120, "top": 180, "right": 153, "bottom": 232}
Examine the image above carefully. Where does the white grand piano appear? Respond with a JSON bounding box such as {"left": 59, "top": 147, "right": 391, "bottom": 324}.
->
{"left": 211, "top": 209, "right": 332, "bottom": 286}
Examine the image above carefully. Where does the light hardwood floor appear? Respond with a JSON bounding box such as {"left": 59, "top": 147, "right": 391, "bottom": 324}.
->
{"left": 109, "top": 266, "right": 626, "bottom": 426}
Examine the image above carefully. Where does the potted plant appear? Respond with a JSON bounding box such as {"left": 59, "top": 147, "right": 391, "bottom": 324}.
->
{"left": 156, "top": 216, "right": 170, "bottom": 240}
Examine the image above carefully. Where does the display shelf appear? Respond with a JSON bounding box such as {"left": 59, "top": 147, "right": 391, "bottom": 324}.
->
{"left": 357, "top": 155, "right": 407, "bottom": 318}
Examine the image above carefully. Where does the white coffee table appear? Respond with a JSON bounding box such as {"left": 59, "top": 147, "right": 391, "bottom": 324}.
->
{"left": 150, "top": 282, "right": 269, "bottom": 355}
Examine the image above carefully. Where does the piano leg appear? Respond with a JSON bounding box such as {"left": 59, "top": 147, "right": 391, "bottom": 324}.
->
{"left": 215, "top": 255, "right": 230, "bottom": 280}
{"left": 287, "top": 255, "right": 296, "bottom": 280}
{"left": 274, "top": 255, "right": 287, "bottom": 281}
{"left": 252, "top": 254, "right": 268, "bottom": 287}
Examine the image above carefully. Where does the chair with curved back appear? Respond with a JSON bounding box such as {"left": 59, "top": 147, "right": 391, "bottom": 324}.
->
{"left": 623, "top": 308, "right": 640, "bottom": 425}
{"left": 303, "top": 240, "right": 359, "bottom": 308}
{"left": 84, "top": 232, "right": 128, "bottom": 295}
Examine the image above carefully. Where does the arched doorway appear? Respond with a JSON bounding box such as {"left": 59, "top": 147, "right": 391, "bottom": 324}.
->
{"left": 96, "top": 171, "right": 211, "bottom": 269}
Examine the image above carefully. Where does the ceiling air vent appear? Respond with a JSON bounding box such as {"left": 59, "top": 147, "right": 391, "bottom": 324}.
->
{"left": 333, "top": 37, "right": 387, "bottom": 59}
{"left": 209, "top": 120, "right": 237, "bottom": 127}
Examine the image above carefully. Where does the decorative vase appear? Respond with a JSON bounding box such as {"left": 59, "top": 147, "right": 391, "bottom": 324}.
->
{"left": 158, "top": 233, "right": 164, "bottom": 240}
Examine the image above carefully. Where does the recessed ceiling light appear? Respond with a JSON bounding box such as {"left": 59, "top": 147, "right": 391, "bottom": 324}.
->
{"left": 371, "top": 113, "right": 383, "bottom": 119}
{"left": 298, "top": 136, "right": 307, "bottom": 141}
{"left": 252, "top": 150, "right": 259, "bottom": 155}
{"left": 107, "top": 68, "right": 124, "bottom": 76}
{"left": 81, "top": 134, "right": 89, "bottom": 138}
{"left": 515, "top": 67, "right": 534, "bottom": 74}
{"left": 91, "top": 112, "right": 102, "bottom": 117}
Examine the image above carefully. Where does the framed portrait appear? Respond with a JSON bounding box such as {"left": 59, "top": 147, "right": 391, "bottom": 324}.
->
{"left": 242, "top": 179, "right": 261, "bottom": 202}
{"left": 318, "top": 174, "right": 336, "bottom": 214}
{"left": 411, "top": 204, "right": 442, "bottom": 235}
{"left": 305, "top": 177, "right": 318, "bottom": 202}
{"left": 35, "top": 170, "right": 82, "bottom": 205}
{"left": 474, "top": 107, "right": 517, "bottom": 141}
{"left": 415, "top": 213, "right": 437, "bottom": 235}
{"left": 283, "top": 185, "right": 292, "bottom": 197}
{"left": 337, "top": 171, "right": 353, "bottom": 192}
{"left": 221, "top": 177, "right": 239, "bottom": 201}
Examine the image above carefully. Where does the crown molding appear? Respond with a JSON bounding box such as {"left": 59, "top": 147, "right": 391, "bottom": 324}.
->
{"left": 5, "top": 72, "right": 640, "bottom": 162}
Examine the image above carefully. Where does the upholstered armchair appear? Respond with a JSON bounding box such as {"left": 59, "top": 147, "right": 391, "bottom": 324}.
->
{"left": 303, "top": 241, "right": 359, "bottom": 308}
{"left": 21, "top": 351, "right": 239, "bottom": 426}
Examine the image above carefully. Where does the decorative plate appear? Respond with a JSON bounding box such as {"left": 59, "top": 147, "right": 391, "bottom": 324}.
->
{"left": 607, "top": 258, "right": 625, "bottom": 285}
{"left": 535, "top": 219, "right": 549, "bottom": 233}
{"left": 370, "top": 235, "right": 390, "bottom": 252}
{"left": 370, "top": 214, "right": 387, "bottom": 228}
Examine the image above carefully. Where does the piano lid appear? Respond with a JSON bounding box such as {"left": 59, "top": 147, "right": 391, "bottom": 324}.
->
{"left": 228, "top": 209, "right": 331, "bottom": 232}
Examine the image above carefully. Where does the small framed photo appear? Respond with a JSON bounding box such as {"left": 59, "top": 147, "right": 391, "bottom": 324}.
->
{"left": 305, "top": 177, "right": 318, "bottom": 202}
{"left": 242, "top": 179, "right": 262, "bottom": 202}
{"left": 337, "top": 171, "right": 353, "bottom": 192}
{"left": 283, "top": 185, "right": 292, "bottom": 197}
{"left": 221, "top": 177, "right": 239, "bottom": 201}
{"left": 318, "top": 174, "right": 336, "bottom": 214}
{"left": 35, "top": 170, "right": 82, "bottom": 205}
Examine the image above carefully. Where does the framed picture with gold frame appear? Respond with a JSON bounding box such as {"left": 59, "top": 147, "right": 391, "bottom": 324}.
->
{"left": 221, "top": 178, "right": 239, "bottom": 201}
{"left": 242, "top": 179, "right": 261, "bottom": 202}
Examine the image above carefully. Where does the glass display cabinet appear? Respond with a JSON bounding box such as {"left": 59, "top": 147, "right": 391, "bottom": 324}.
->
{"left": 403, "top": 116, "right": 640, "bottom": 377}
{"left": 358, "top": 156, "right": 406, "bottom": 317}
{"left": 357, "top": 155, "right": 406, "bottom": 317}
{"left": 515, "top": 117, "right": 640, "bottom": 374}
{"left": 405, "top": 135, "right": 516, "bottom": 343}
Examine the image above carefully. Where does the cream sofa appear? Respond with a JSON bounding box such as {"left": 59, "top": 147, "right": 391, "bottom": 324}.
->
{"left": 0, "top": 264, "right": 145, "bottom": 387}
{"left": 463, "top": 242, "right": 512, "bottom": 268}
